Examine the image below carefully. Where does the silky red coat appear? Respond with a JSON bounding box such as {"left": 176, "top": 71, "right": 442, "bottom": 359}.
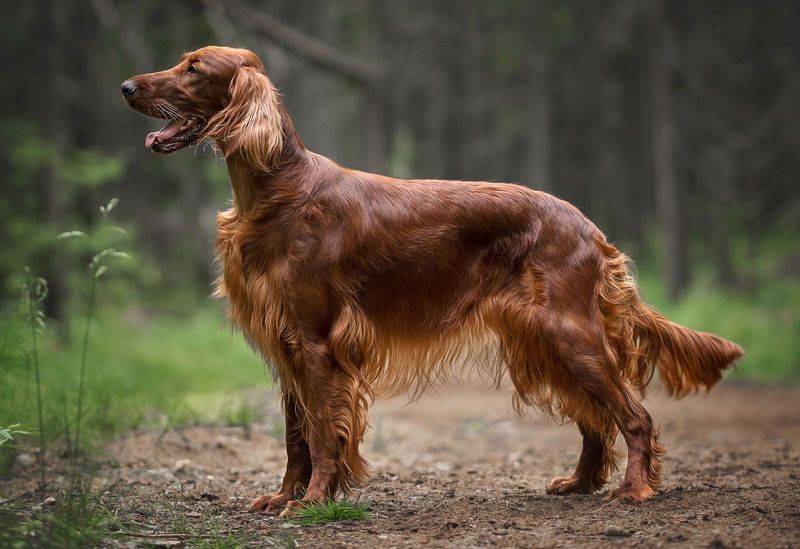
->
{"left": 123, "top": 46, "right": 743, "bottom": 515}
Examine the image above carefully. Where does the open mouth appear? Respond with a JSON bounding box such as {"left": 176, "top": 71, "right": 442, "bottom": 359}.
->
{"left": 145, "top": 116, "right": 205, "bottom": 153}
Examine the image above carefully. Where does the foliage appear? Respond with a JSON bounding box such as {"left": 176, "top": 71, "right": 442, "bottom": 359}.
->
{"left": 0, "top": 425, "right": 31, "bottom": 448}
{"left": 0, "top": 490, "right": 121, "bottom": 548}
{"left": 57, "top": 198, "right": 133, "bottom": 456}
{"left": 22, "top": 267, "right": 48, "bottom": 492}
{"left": 288, "top": 499, "right": 372, "bottom": 526}
{"left": 0, "top": 305, "right": 269, "bottom": 451}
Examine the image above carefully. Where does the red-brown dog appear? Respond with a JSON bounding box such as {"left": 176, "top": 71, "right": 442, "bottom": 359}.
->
{"left": 122, "top": 46, "right": 743, "bottom": 515}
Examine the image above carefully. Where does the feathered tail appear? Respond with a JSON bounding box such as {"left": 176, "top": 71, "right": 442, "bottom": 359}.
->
{"left": 595, "top": 235, "right": 744, "bottom": 397}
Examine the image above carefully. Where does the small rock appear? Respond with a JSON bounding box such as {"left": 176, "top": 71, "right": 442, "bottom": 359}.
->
{"left": 434, "top": 462, "right": 452, "bottom": 472}
{"left": 141, "top": 468, "right": 175, "bottom": 483}
{"left": 708, "top": 535, "right": 727, "bottom": 548}
{"left": 604, "top": 526, "right": 631, "bottom": 537}
{"left": 43, "top": 496, "right": 56, "bottom": 506}
{"left": 173, "top": 459, "right": 192, "bottom": 472}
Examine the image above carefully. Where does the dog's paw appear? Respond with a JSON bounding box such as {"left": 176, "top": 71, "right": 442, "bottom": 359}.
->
{"left": 546, "top": 475, "right": 594, "bottom": 495}
{"left": 247, "top": 492, "right": 296, "bottom": 513}
{"left": 603, "top": 483, "right": 654, "bottom": 503}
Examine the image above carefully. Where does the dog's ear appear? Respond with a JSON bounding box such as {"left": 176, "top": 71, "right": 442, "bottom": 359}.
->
{"left": 207, "top": 65, "right": 283, "bottom": 173}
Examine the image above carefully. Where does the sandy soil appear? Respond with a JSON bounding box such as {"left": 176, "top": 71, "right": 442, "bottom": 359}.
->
{"left": 4, "top": 381, "right": 800, "bottom": 547}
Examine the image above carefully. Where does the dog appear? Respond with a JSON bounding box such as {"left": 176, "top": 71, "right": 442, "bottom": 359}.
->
{"left": 122, "top": 46, "right": 743, "bottom": 515}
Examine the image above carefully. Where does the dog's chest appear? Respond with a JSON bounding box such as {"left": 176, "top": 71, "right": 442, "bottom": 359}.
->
{"left": 214, "top": 210, "right": 290, "bottom": 365}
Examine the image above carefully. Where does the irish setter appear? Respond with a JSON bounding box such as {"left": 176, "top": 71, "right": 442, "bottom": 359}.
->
{"left": 122, "top": 46, "right": 743, "bottom": 515}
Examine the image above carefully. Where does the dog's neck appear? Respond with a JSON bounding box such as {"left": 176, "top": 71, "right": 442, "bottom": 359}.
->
{"left": 223, "top": 105, "right": 308, "bottom": 214}
{"left": 225, "top": 154, "right": 261, "bottom": 213}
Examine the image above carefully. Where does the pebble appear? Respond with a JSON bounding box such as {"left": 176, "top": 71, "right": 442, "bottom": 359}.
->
{"left": 43, "top": 496, "right": 56, "bottom": 506}
{"left": 173, "top": 459, "right": 192, "bottom": 472}
{"left": 604, "top": 525, "right": 631, "bottom": 537}
{"left": 708, "top": 535, "right": 727, "bottom": 548}
{"left": 141, "top": 468, "right": 175, "bottom": 483}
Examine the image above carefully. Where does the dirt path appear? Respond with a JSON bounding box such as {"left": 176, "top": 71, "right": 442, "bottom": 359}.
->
{"left": 90, "top": 382, "right": 798, "bottom": 548}
{"left": 5, "top": 382, "right": 799, "bottom": 547}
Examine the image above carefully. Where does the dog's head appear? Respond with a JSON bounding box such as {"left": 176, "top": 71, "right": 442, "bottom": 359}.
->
{"left": 121, "top": 45, "right": 283, "bottom": 172}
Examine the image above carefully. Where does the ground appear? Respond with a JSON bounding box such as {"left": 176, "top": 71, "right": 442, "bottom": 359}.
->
{"left": 4, "top": 381, "right": 800, "bottom": 547}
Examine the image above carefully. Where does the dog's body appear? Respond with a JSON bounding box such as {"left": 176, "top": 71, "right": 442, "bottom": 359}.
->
{"left": 123, "top": 46, "right": 743, "bottom": 514}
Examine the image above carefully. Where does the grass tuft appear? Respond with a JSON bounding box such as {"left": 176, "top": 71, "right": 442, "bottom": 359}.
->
{"left": 288, "top": 499, "right": 371, "bottom": 526}
{"left": 0, "top": 489, "right": 120, "bottom": 548}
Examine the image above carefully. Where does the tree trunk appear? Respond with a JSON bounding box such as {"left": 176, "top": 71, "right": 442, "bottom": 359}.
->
{"left": 651, "top": 0, "right": 688, "bottom": 300}
{"left": 41, "top": 0, "right": 72, "bottom": 324}
{"left": 525, "top": 3, "right": 552, "bottom": 192}
{"left": 700, "top": 146, "right": 736, "bottom": 288}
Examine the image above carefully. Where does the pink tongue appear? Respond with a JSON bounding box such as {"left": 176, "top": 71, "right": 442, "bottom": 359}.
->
{"left": 145, "top": 119, "right": 185, "bottom": 148}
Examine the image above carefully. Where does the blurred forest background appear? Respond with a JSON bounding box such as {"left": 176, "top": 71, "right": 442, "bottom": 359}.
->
{"left": 1, "top": 0, "right": 798, "bottom": 454}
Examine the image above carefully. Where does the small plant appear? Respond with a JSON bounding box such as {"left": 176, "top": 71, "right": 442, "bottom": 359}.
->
{"left": 0, "top": 423, "right": 31, "bottom": 447}
{"left": 223, "top": 401, "right": 254, "bottom": 437}
{"left": 23, "top": 268, "right": 48, "bottom": 494}
{"left": 58, "top": 198, "right": 132, "bottom": 457}
{"left": 0, "top": 423, "right": 30, "bottom": 477}
{"left": 287, "top": 499, "right": 371, "bottom": 526}
{"left": 0, "top": 488, "right": 122, "bottom": 548}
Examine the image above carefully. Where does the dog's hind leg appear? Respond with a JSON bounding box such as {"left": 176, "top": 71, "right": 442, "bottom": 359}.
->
{"left": 546, "top": 416, "right": 618, "bottom": 495}
{"left": 503, "top": 303, "right": 662, "bottom": 502}
{"left": 552, "top": 326, "right": 663, "bottom": 501}
{"left": 248, "top": 391, "right": 312, "bottom": 513}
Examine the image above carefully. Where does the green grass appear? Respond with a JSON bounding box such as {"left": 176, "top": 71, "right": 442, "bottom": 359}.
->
{"left": 288, "top": 499, "right": 371, "bottom": 526}
{"left": 0, "top": 490, "right": 121, "bottom": 548}
{"left": 0, "top": 303, "right": 269, "bottom": 454}
{"left": 0, "top": 488, "right": 258, "bottom": 548}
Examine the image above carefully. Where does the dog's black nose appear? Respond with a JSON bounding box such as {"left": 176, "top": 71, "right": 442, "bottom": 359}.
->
{"left": 120, "top": 80, "right": 137, "bottom": 97}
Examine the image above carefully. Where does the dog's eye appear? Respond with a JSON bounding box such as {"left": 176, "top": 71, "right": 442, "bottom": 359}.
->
{"left": 187, "top": 65, "right": 199, "bottom": 75}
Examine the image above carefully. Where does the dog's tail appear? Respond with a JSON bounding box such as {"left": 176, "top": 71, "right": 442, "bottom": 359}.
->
{"left": 594, "top": 235, "right": 744, "bottom": 397}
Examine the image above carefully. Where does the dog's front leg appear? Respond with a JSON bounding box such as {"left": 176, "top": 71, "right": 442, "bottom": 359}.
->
{"left": 248, "top": 392, "right": 311, "bottom": 513}
{"left": 275, "top": 342, "right": 369, "bottom": 516}
{"left": 297, "top": 354, "right": 347, "bottom": 504}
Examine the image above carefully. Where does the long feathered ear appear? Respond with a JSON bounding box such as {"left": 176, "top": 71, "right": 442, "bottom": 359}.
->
{"left": 206, "top": 66, "right": 283, "bottom": 173}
